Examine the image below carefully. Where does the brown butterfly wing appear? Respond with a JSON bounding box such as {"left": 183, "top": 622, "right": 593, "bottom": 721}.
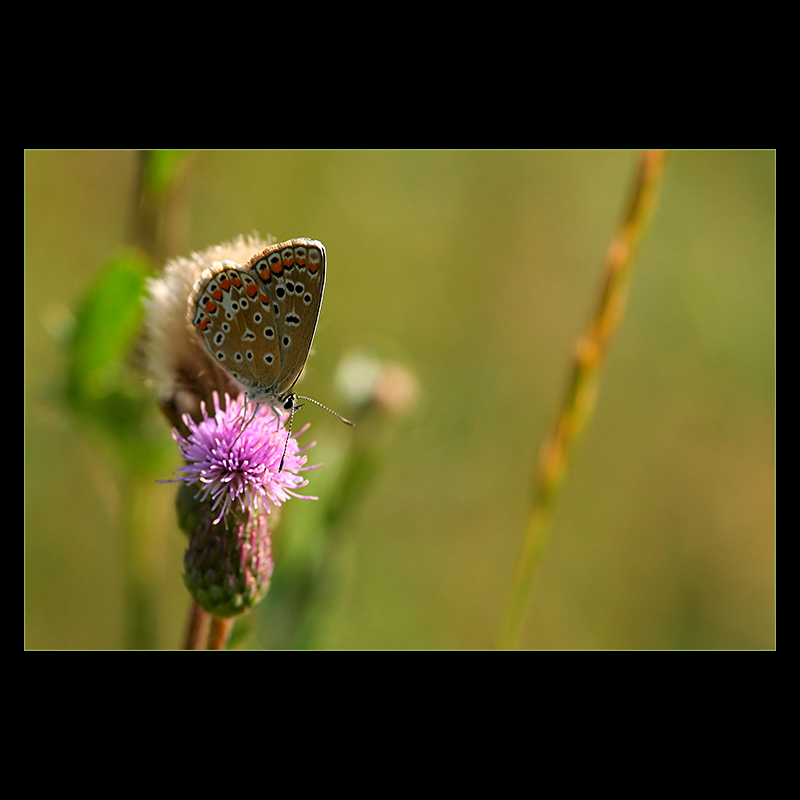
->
{"left": 244, "top": 239, "right": 326, "bottom": 397}
{"left": 190, "top": 260, "right": 282, "bottom": 395}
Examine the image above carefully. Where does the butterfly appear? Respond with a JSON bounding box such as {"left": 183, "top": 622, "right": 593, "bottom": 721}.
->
{"left": 189, "top": 238, "right": 352, "bottom": 448}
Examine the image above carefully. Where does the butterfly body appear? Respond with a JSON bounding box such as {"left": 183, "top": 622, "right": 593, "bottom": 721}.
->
{"left": 189, "top": 238, "right": 326, "bottom": 413}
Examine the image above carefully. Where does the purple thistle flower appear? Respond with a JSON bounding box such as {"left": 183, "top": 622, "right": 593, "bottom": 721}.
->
{"left": 172, "top": 392, "right": 319, "bottom": 524}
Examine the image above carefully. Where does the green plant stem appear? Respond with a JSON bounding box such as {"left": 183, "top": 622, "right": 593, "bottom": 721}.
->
{"left": 128, "top": 150, "right": 193, "bottom": 650}
{"left": 131, "top": 150, "right": 192, "bottom": 265}
{"left": 123, "top": 478, "right": 161, "bottom": 649}
{"left": 497, "top": 150, "right": 669, "bottom": 650}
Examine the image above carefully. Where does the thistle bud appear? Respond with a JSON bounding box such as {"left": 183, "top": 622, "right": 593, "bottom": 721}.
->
{"left": 183, "top": 506, "right": 274, "bottom": 618}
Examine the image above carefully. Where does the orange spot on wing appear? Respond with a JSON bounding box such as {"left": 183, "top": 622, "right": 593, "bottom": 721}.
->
{"left": 219, "top": 278, "right": 230, "bottom": 291}
{"left": 230, "top": 275, "right": 243, "bottom": 288}
{"left": 270, "top": 262, "right": 283, "bottom": 275}
{"left": 246, "top": 283, "right": 258, "bottom": 298}
{"left": 211, "top": 288, "right": 223, "bottom": 301}
{"left": 197, "top": 318, "right": 209, "bottom": 331}
{"left": 205, "top": 300, "right": 217, "bottom": 313}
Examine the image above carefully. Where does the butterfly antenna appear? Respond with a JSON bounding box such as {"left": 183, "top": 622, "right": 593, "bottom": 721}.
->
{"left": 295, "top": 395, "right": 355, "bottom": 427}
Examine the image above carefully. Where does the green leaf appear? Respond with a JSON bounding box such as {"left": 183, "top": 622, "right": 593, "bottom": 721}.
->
{"left": 67, "top": 250, "right": 150, "bottom": 408}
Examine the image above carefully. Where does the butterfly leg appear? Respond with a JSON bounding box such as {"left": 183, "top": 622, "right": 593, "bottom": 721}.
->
{"left": 232, "top": 397, "right": 259, "bottom": 448}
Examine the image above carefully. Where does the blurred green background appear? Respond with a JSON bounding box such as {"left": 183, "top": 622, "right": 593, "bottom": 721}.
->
{"left": 24, "top": 150, "right": 775, "bottom": 650}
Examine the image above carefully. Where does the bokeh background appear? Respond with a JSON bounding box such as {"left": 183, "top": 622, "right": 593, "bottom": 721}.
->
{"left": 24, "top": 150, "right": 775, "bottom": 650}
